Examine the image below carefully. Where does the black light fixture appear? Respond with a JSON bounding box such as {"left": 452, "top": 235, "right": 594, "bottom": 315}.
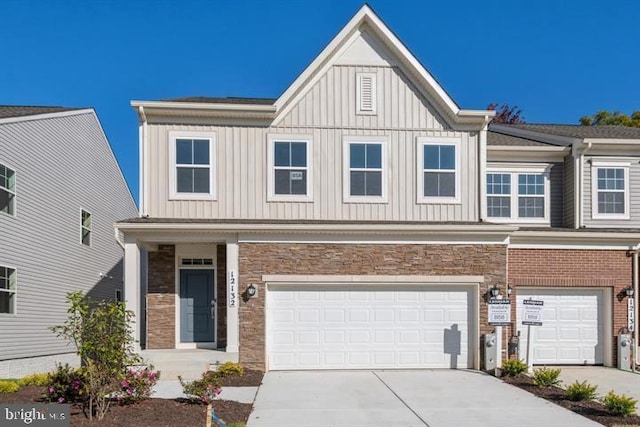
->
{"left": 489, "top": 285, "right": 500, "bottom": 298}
{"left": 246, "top": 284, "right": 258, "bottom": 299}
{"left": 625, "top": 287, "right": 635, "bottom": 298}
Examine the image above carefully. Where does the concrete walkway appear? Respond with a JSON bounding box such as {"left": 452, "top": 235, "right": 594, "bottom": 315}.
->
{"left": 557, "top": 366, "right": 640, "bottom": 412}
{"left": 248, "top": 370, "right": 601, "bottom": 427}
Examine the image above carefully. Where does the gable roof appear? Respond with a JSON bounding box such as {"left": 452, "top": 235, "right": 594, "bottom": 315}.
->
{"left": 487, "top": 131, "right": 560, "bottom": 147}
{"left": 133, "top": 5, "right": 494, "bottom": 128}
{"left": 0, "top": 105, "right": 82, "bottom": 120}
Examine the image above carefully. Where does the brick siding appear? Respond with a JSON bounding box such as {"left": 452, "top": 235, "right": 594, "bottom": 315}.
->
{"left": 238, "top": 243, "right": 507, "bottom": 370}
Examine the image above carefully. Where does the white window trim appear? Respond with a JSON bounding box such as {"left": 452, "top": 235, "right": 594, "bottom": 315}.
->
{"left": 80, "top": 208, "right": 92, "bottom": 247}
{"left": 343, "top": 136, "right": 388, "bottom": 203}
{"left": 486, "top": 164, "right": 551, "bottom": 224}
{"left": 591, "top": 160, "right": 630, "bottom": 220}
{"left": 416, "top": 137, "right": 461, "bottom": 204}
{"left": 169, "top": 130, "right": 217, "bottom": 201}
{"left": 0, "top": 161, "right": 16, "bottom": 218}
{"left": 356, "top": 72, "right": 377, "bottom": 115}
{"left": 0, "top": 265, "right": 17, "bottom": 316}
{"left": 267, "top": 134, "right": 313, "bottom": 202}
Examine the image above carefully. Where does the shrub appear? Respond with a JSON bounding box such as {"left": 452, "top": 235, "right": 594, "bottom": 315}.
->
{"left": 216, "top": 362, "right": 244, "bottom": 377}
{"left": 18, "top": 373, "right": 49, "bottom": 387}
{"left": 501, "top": 359, "right": 528, "bottom": 376}
{"left": 179, "top": 371, "right": 221, "bottom": 404}
{"left": 532, "top": 367, "right": 562, "bottom": 387}
{"left": 566, "top": 380, "right": 598, "bottom": 401}
{"left": 602, "top": 391, "right": 638, "bottom": 417}
{"left": 44, "top": 364, "right": 87, "bottom": 404}
{"left": 116, "top": 366, "right": 160, "bottom": 404}
{"left": 51, "top": 291, "right": 142, "bottom": 420}
{"left": 0, "top": 380, "right": 19, "bottom": 394}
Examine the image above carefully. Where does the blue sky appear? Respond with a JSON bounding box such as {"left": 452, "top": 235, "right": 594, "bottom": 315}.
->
{"left": 2, "top": 0, "right": 638, "bottom": 203}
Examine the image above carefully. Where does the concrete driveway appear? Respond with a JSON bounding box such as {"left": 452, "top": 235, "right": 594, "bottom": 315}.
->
{"left": 248, "top": 370, "right": 600, "bottom": 427}
{"left": 558, "top": 366, "right": 640, "bottom": 412}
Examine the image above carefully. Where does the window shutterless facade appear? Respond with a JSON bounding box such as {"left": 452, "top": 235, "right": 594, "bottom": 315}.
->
{"left": 0, "top": 163, "right": 16, "bottom": 216}
{"left": 81, "top": 209, "right": 91, "bottom": 246}
{"left": 169, "top": 131, "right": 217, "bottom": 200}
{"left": 591, "top": 160, "right": 630, "bottom": 219}
{"left": 0, "top": 266, "right": 16, "bottom": 314}
{"left": 267, "top": 134, "right": 312, "bottom": 202}
{"left": 417, "top": 137, "right": 460, "bottom": 204}
{"left": 343, "top": 136, "right": 387, "bottom": 203}
{"left": 486, "top": 165, "right": 550, "bottom": 223}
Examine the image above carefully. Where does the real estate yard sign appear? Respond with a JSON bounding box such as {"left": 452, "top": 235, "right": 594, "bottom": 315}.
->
{"left": 522, "top": 299, "right": 543, "bottom": 326}
{"left": 488, "top": 298, "right": 511, "bottom": 326}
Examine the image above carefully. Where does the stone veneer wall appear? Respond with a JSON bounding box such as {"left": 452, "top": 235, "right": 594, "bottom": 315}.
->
{"left": 216, "top": 244, "right": 227, "bottom": 348}
{"left": 508, "top": 248, "right": 633, "bottom": 366}
{"left": 238, "top": 243, "right": 507, "bottom": 370}
{"left": 146, "top": 245, "right": 176, "bottom": 349}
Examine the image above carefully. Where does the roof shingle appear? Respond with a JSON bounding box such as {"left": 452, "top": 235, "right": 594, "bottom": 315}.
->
{"left": 163, "top": 97, "right": 276, "bottom": 105}
{"left": 0, "top": 105, "right": 82, "bottom": 119}
{"left": 501, "top": 123, "right": 640, "bottom": 140}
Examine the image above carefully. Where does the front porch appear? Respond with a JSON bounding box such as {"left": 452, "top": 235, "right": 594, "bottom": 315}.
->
{"left": 141, "top": 348, "right": 239, "bottom": 380}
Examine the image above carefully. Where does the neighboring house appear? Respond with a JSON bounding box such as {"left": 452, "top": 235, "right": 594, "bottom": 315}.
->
{"left": 0, "top": 106, "right": 138, "bottom": 377}
{"left": 117, "top": 5, "right": 639, "bottom": 371}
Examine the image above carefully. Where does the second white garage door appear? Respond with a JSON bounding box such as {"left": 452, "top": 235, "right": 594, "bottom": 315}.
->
{"left": 266, "top": 285, "right": 474, "bottom": 370}
{"left": 517, "top": 288, "right": 605, "bottom": 365}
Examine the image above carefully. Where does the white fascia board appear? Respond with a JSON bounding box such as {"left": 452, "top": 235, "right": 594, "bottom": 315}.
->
{"left": 489, "top": 125, "right": 580, "bottom": 147}
{"left": 0, "top": 108, "right": 95, "bottom": 125}
{"left": 487, "top": 146, "right": 569, "bottom": 162}
{"left": 584, "top": 138, "right": 640, "bottom": 145}
{"left": 511, "top": 230, "right": 640, "bottom": 248}
{"left": 129, "top": 100, "right": 276, "bottom": 119}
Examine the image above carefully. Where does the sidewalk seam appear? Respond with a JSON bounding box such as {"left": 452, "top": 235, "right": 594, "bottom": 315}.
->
{"left": 372, "top": 371, "right": 430, "bottom": 427}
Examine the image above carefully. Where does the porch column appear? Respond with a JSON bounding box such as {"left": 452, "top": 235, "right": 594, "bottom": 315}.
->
{"left": 123, "top": 235, "right": 141, "bottom": 352}
{"left": 226, "top": 237, "right": 240, "bottom": 353}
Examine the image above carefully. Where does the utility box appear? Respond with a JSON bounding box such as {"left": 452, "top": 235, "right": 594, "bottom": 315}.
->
{"left": 485, "top": 333, "right": 498, "bottom": 371}
{"left": 618, "top": 334, "right": 632, "bottom": 371}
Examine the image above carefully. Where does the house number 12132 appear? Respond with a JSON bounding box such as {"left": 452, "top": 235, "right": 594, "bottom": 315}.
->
{"left": 228, "top": 270, "right": 238, "bottom": 308}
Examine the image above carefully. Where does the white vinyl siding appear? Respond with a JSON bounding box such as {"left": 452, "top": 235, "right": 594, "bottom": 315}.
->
{"left": 356, "top": 72, "right": 376, "bottom": 115}
{"left": 0, "top": 163, "right": 16, "bottom": 216}
{"left": 486, "top": 165, "right": 550, "bottom": 224}
{"left": 0, "top": 266, "right": 16, "bottom": 315}
{"left": 169, "top": 131, "right": 216, "bottom": 200}
{"left": 0, "top": 111, "right": 136, "bottom": 360}
{"left": 267, "top": 135, "right": 312, "bottom": 202}
{"left": 417, "top": 137, "right": 461, "bottom": 204}
{"left": 343, "top": 136, "right": 387, "bottom": 203}
{"left": 591, "top": 161, "right": 630, "bottom": 220}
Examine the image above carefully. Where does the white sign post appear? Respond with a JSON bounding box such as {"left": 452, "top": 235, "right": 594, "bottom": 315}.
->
{"left": 522, "top": 299, "right": 544, "bottom": 370}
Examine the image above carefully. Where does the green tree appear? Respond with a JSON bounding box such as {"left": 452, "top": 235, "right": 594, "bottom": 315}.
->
{"left": 487, "top": 103, "right": 525, "bottom": 124}
{"left": 579, "top": 110, "right": 640, "bottom": 127}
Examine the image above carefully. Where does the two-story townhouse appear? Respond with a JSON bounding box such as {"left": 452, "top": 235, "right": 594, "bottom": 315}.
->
{"left": 117, "top": 5, "right": 639, "bottom": 371}
{"left": 0, "top": 106, "right": 138, "bottom": 377}
{"left": 488, "top": 124, "right": 640, "bottom": 367}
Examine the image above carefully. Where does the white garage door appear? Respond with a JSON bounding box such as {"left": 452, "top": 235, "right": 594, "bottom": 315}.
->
{"left": 517, "top": 288, "right": 603, "bottom": 365}
{"left": 267, "top": 285, "right": 473, "bottom": 370}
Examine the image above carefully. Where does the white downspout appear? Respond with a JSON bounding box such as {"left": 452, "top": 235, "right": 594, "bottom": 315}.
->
{"left": 137, "top": 106, "right": 148, "bottom": 217}
{"left": 479, "top": 118, "right": 489, "bottom": 222}
{"left": 633, "top": 246, "right": 639, "bottom": 367}
{"left": 576, "top": 142, "right": 592, "bottom": 228}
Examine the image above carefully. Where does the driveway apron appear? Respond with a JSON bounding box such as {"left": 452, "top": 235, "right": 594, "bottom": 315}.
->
{"left": 248, "top": 370, "right": 601, "bottom": 427}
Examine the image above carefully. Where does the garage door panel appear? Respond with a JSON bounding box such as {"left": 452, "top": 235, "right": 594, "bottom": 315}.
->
{"left": 268, "top": 286, "right": 472, "bottom": 370}
{"left": 517, "top": 289, "right": 603, "bottom": 365}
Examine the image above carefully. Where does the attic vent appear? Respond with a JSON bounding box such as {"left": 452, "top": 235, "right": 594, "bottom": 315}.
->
{"left": 357, "top": 72, "right": 377, "bottom": 115}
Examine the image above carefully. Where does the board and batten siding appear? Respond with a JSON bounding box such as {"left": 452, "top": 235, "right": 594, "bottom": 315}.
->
{"left": 582, "top": 156, "right": 640, "bottom": 228}
{"left": 0, "top": 112, "right": 138, "bottom": 361}
{"left": 549, "top": 162, "right": 564, "bottom": 228}
{"left": 563, "top": 155, "right": 575, "bottom": 228}
{"left": 145, "top": 65, "right": 479, "bottom": 221}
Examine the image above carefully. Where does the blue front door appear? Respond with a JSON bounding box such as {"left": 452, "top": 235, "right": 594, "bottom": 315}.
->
{"left": 180, "top": 269, "right": 215, "bottom": 343}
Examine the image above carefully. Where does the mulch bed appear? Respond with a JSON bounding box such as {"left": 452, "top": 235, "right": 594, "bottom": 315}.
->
{"left": 503, "top": 375, "right": 640, "bottom": 427}
{"left": 0, "top": 370, "right": 264, "bottom": 426}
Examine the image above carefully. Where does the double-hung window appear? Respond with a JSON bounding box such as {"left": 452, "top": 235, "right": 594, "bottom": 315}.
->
{"left": 0, "top": 266, "right": 16, "bottom": 314}
{"left": 591, "top": 160, "right": 630, "bottom": 219}
{"left": 486, "top": 166, "right": 550, "bottom": 223}
{"left": 268, "top": 135, "right": 312, "bottom": 201}
{"left": 417, "top": 137, "right": 460, "bottom": 203}
{"left": 0, "top": 163, "right": 16, "bottom": 216}
{"left": 169, "top": 131, "right": 216, "bottom": 200}
{"left": 343, "top": 137, "right": 387, "bottom": 202}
